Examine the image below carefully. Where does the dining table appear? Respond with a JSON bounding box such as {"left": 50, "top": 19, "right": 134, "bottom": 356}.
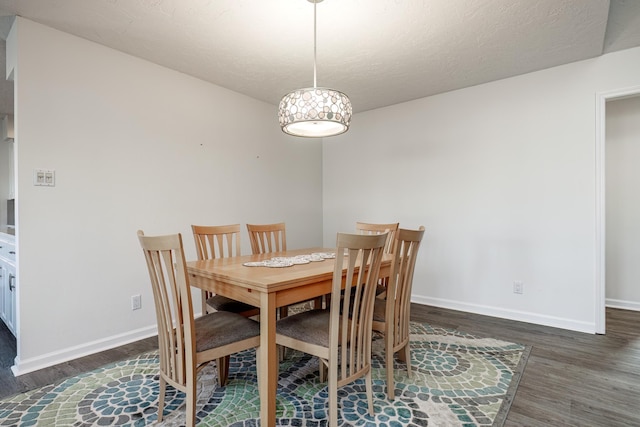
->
{"left": 186, "top": 247, "right": 392, "bottom": 427}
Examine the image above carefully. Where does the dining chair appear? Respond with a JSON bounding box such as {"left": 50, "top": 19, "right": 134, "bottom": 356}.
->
{"left": 246, "top": 222, "right": 287, "bottom": 254}
{"left": 137, "top": 230, "right": 260, "bottom": 426}
{"left": 246, "top": 222, "right": 296, "bottom": 317}
{"left": 372, "top": 226, "right": 425, "bottom": 399}
{"left": 276, "top": 232, "right": 387, "bottom": 426}
{"left": 356, "top": 222, "right": 400, "bottom": 298}
{"left": 191, "top": 224, "right": 259, "bottom": 318}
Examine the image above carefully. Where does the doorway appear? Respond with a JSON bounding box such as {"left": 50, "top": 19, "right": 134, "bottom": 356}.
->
{"left": 595, "top": 85, "right": 640, "bottom": 333}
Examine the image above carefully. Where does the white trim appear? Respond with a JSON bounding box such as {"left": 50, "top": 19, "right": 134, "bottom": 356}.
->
{"left": 595, "top": 84, "right": 640, "bottom": 335}
{"left": 595, "top": 91, "right": 606, "bottom": 334}
{"left": 11, "top": 324, "right": 158, "bottom": 376}
{"left": 606, "top": 299, "right": 640, "bottom": 312}
{"left": 412, "top": 295, "right": 595, "bottom": 334}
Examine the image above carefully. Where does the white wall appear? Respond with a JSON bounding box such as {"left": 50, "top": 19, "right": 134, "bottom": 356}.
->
{"left": 606, "top": 95, "right": 640, "bottom": 311}
{"left": 324, "top": 46, "right": 640, "bottom": 333}
{"left": 11, "top": 18, "right": 324, "bottom": 374}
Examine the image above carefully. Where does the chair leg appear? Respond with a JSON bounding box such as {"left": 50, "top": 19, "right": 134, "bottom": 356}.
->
{"left": 403, "top": 344, "right": 412, "bottom": 378}
{"left": 186, "top": 380, "right": 197, "bottom": 427}
{"left": 365, "top": 370, "right": 374, "bottom": 416}
{"left": 313, "top": 296, "right": 323, "bottom": 309}
{"left": 279, "top": 306, "right": 288, "bottom": 319}
{"left": 386, "top": 338, "right": 395, "bottom": 400}
{"left": 319, "top": 359, "right": 327, "bottom": 383}
{"left": 255, "top": 346, "right": 260, "bottom": 379}
{"left": 217, "top": 355, "right": 230, "bottom": 386}
{"left": 277, "top": 307, "right": 289, "bottom": 365}
{"left": 328, "top": 361, "right": 338, "bottom": 427}
{"left": 157, "top": 376, "right": 166, "bottom": 422}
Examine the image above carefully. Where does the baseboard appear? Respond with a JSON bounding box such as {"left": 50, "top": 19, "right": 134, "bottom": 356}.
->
{"left": 605, "top": 298, "right": 640, "bottom": 312}
{"left": 11, "top": 324, "right": 158, "bottom": 376}
{"left": 412, "top": 295, "right": 596, "bottom": 334}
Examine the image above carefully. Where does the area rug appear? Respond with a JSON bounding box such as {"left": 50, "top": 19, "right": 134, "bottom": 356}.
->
{"left": 0, "top": 322, "right": 530, "bottom": 426}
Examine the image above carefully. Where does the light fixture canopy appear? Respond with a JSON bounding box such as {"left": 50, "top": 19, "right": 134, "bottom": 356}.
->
{"left": 278, "top": 0, "right": 352, "bottom": 138}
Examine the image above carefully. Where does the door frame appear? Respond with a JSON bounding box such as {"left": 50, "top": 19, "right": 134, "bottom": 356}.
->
{"left": 595, "top": 84, "right": 640, "bottom": 334}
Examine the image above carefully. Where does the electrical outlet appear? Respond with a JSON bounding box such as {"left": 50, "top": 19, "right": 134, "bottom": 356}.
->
{"left": 131, "top": 294, "right": 142, "bottom": 310}
{"left": 513, "top": 281, "right": 524, "bottom": 294}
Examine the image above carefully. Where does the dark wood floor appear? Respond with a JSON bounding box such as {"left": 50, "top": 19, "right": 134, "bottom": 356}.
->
{"left": 0, "top": 320, "right": 17, "bottom": 375}
{"left": 1, "top": 305, "right": 639, "bottom": 426}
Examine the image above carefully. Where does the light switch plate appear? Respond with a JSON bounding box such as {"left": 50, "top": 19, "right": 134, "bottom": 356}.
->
{"left": 34, "top": 169, "right": 55, "bottom": 186}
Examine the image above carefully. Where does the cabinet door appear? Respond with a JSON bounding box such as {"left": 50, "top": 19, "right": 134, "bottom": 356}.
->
{"left": 6, "top": 266, "right": 15, "bottom": 335}
{"left": 0, "top": 264, "right": 5, "bottom": 323}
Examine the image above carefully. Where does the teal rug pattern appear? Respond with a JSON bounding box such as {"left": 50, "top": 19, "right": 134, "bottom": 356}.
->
{"left": 0, "top": 322, "right": 529, "bottom": 426}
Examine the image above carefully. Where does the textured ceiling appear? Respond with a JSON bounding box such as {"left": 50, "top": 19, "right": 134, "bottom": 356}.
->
{"left": 0, "top": 0, "right": 639, "bottom": 117}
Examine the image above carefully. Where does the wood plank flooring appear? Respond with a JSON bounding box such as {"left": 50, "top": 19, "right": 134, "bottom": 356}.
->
{"left": 1, "top": 305, "right": 638, "bottom": 426}
{"left": 411, "top": 306, "right": 640, "bottom": 427}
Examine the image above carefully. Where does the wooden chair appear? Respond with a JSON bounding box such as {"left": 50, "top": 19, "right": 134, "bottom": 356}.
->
{"left": 246, "top": 222, "right": 294, "bottom": 317}
{"left": 246, "top": 222, "right": 287, "bottom": 254}
{"left": 356, "top": 222, "right": 400, "bottom": 298}
{"left": 372, "top": 226, "right": 425, "bottom": 399}
{"left": 137, "top": 230, "right": 260, "bottom": 426}
{"left": 191, "top": 224, "right": 259, "bottom": 318}
{"left": 276, "top": 232, "right": 387, "bottom": 426}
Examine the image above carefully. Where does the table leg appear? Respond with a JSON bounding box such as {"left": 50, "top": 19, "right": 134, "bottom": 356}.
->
{"left": 259, "top": 292, "right": 277, "bottom": 427}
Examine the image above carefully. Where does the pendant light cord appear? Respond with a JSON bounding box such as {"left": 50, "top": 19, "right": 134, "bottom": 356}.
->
{"left": 313, "top": 0, "right": 317, "bottom": 88}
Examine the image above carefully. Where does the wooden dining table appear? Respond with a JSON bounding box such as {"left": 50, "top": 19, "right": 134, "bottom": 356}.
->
{"left": 186, "top": 247, "right": 392, "bottom": 427}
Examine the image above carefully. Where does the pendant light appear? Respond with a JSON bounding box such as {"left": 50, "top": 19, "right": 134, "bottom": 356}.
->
{"left": 278, "top": 0, "right": 352, "bottom": 138}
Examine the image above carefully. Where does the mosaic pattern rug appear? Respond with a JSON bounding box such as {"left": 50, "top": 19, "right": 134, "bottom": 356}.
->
{"left": 0, "top": 322, "right": 529, "bottom": 426}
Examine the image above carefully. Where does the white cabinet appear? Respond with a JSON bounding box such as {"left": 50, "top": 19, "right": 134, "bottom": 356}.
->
{"left": 0, "top": 232, "right": 16, "bottom": 336}
{"left": 0, "top": 264, "right": 5, "bottom": 327}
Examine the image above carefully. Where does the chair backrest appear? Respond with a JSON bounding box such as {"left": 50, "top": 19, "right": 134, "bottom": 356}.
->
{"left": 387, "top": 226, "right": 425, "bottom": 348}
{"left": 246, "top": 222, "right": 287, "bottom": 254}
{"left": 331, "top": 232, "right": 387, "bottom": 383}
{"left": 192, "top": 224, "right": 241, "bottom": 260}
{"left": 137, "top": 230, "right": 195, "bottom": 388}
{"left": 355, "top": 222, "right": 399, "bottom": 254}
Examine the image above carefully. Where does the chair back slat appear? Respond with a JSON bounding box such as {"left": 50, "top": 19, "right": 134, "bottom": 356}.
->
{"left": 247, "top": 223, "right": 287, "bottom": 254}
{"left": 138, "top": 231, "right": 195, "bottom": 388}
{"left": 331, "top": 232, "right": 386, "bottom": 384}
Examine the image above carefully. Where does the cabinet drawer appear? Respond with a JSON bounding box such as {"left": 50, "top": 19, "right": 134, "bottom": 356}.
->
{"left": 0, "top": 241, "right": 15, "bottom": 263}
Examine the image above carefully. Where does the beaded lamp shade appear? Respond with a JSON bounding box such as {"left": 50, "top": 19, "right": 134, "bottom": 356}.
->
{"left": 278, "top": 0, "right": 352, "bottom": 138}
{"left": 278, "top": 87, "right": 352, "bottom": 137}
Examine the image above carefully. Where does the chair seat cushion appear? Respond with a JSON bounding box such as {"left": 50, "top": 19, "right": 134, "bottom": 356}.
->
{"left": 195, "top": 311, "right": 260, "bottom": 352}
{"left": 207, "top": 295, "right": 257, "bottom": 314}
{"left": 276, "top": 309, "right": 330, "bottom": 348}
{"left": 373, "top": 298, "right": 386, "bottom": 322}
